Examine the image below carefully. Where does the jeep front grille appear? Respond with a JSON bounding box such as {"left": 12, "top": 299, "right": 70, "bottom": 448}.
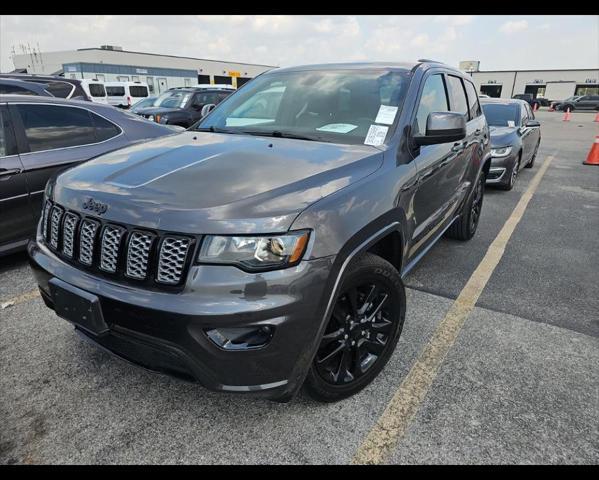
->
{"left": 42, "top": 200, "right": 193, "bottom": 288}
{"left": 62, "top": 213, "right": 79, "bottom": 258}
{"left": 126, "top": 231, "right": 155, "bottom": 280}
{"left": 50, "top": 206, "right": 64, "bottom": 249}
{"left": 79, "top": 219, "right": 100, "bottom": 266}
{"left": 157, "top": 237, "right": 191, "bottom": 285}
{"left": 100, "top": 225, "right": 125, "bottom": 273}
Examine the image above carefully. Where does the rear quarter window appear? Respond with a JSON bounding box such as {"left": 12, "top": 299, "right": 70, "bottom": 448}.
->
{"left": 91, "top": 112, "right": 121, "bottom": 142}
{"left": 446, "top": 75, "right": 469, "bottom": 119}
{"left": 464, "top": 80, "right": 482, "bottom": 119}
{"left": 129, "top": 86, "right": 148, "bottom": 97}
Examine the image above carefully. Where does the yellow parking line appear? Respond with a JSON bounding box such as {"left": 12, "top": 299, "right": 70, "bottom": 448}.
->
{"left": 352, "top": 154, "right": 556, "bottom": 465}
{"left": 1, "top": 289, "right": 40, "bottom": 310}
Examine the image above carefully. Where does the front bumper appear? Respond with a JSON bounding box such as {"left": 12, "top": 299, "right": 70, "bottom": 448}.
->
{"left": 486, "top": 152, "right": 517, "bottom": 185}
{"left": 28, "top": 238, "right": 335, "bottom": 401}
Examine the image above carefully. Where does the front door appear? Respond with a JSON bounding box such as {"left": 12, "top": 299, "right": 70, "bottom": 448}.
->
{"left": 409, "top": 72, "right": 461, "bottom": 261}
{"left": 0, "top": 105, "right": 33, "bottom": 250}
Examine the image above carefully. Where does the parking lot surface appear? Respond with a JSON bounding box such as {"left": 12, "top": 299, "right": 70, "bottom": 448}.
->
{"left": 1, "top": 109, "right": 598, "bottom": 464}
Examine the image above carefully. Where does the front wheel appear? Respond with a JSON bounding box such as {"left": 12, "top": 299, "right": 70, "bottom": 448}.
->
{"left": 445, "top": 172, "right": 485, "bottom": 241}
{"left": 303, "top": 253, "right": 406, "bottom": 402}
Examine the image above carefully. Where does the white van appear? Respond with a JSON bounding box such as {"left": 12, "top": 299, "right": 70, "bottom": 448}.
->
{"left": 80, "top": 79, "right": 108, "bottom": 104}
{"left": 105, "top": 81, "right": 150, "bottom": 108}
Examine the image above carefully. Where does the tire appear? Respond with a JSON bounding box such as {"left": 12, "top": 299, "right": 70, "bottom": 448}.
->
{"left": 303, "top": 253, "right": 406, "bottom": 402}
{"left": 526, "top": 141, "right": 540, "bottom": 169}
{"left": 445, "top": 172, "right": 485, "bottom": 241}
{"left": 498, "top": 154, "right": 520, "bottom": 191}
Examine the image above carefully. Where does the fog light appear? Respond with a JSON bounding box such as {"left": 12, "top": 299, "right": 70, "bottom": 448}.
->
{"left": 205, "top": 326, "right": 274, "bottom": 350}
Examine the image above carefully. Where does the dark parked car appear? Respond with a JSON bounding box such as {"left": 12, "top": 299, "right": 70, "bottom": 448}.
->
{"left": 0, "top": 74, "right": 91, "bottom": 101}
{"left": 130, "top": 95, "right": 158, "bottom": 114}
{"left": 0, "top": 78, "right": 54, "bottom": 97}
{"left": 481, "top": 98, "right": 541, "bottom": 190}
{"left": 133, "top": 88, "right": 233, "bottom": 127}
{"left": 555, "top": 95, "right": 599, "bottom": 111}
{"left": 512, "top": 93, "right": 550, "bottom": 109}
{"left": 28, "top": 60, "right": 491, "bottom": 402}
{"left": 0, "top": 95, "right": 179, "bottom": 255}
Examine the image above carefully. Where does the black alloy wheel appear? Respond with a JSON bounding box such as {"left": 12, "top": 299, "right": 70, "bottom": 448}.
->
{"left": 303, "top": 253, "right": 405, "bottom": 402}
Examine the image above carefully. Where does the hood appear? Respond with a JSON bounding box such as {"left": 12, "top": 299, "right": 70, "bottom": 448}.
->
{"left": 489, "top": 125, "right": 518, "bottom": 147}
{"left": 51, "top": 131, "right": 383, "bottom": 234}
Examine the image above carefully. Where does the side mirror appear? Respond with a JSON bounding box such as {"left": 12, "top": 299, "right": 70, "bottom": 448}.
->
{"left": 200, "top": 103, "right": 216, "bottom": 118}
{"left": 414, "top": 112, "right": 467, "bottom": 146}
{"left": 526, "top": 119, "right": 540, "bottom": 128}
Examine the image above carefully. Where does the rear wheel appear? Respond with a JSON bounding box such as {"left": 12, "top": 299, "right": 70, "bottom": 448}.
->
{"left": 303, "top": 253, "right": 406, "bottom": 402}
{"left": 445, "top": 172, "right": 485, "bottom": 241}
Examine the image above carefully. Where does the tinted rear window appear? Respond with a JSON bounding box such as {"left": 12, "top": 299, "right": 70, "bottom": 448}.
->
{"left": 16, "top": 104, "right": 96, "bottom": 152}
{"left": 107, "top": 86, "right": 125, "bottom": 96}
{"left": 89, "top": 83, "right": 106, "bottom": 97}
{"left": 91, "top": 112, "right": 121, "bottom": 142}
{"left": 0, "top": 84, "right": 38, "bottom": 95}
{"left": 129, "top": 86, "right": 148, "bottom": 97}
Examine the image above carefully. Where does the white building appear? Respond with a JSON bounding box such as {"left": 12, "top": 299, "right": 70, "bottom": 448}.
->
{"left": 460, "top": 62, "right": 599, "bottom": 101}
{"left": 10, "top": 45, "right": 277, "bottom": 94}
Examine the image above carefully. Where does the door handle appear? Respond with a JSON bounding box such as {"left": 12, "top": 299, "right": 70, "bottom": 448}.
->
{"left": 0, "top": 168, "right": 22, "bottom": 179}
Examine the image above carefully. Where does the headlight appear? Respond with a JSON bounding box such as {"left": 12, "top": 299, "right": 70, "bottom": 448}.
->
{"left": 491, "top": 146, "right": 512, "bottom": 157}
{"left": 198, "top": 231, "right": 310, "bottom": 271}
{"left": 147, "top": 115, "right": 154, "bottom": 122}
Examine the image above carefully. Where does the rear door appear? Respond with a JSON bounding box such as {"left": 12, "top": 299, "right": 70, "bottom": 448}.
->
{"left": 522, "top": 102, "right": 539, "bottom": 162}
{"left": 0, "top": 104, "right": 34, "bottom": 250}
{"left": 519, "top": 103, "right": 534, "bottom": 163}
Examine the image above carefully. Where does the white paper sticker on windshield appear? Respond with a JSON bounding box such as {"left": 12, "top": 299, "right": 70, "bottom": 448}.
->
{"left": 316, "top": 123, "right": 358, "bottom": 134}
{"left": 507, "top": 120, "right": 515, "bottom": 127}
{"left": 364, "top": 125, "right": 389, "bottom": 146}
{"left": 375, "top": 105, "right": 399, "bottom": 125}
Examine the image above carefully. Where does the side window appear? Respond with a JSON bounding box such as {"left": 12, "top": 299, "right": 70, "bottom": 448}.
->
{"left": 91, "top": 112, "right": 121, "bottom": 142}
{"left": 414, "top": 74, "right": 449, "bottom": 136}
{"left": 16, "top": 104, "right": 96, "bottom": 153}
{"left": 446, "top": 75, "right": 469, "bottom": 119}
{"left": 464, "top": 80, "right": 482, "bottom": 119}
{"left": 525, "top": 103, "right": 534, "bottom": 120}
{"left": 0, "top": 84, "right": 38, "bottom": 95}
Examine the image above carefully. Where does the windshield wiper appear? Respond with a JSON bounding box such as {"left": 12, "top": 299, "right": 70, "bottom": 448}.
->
{"left": 240, "top": 130, "right": 323, "bottom": 142}
{"left": 194, "top": 126, "right": 235, "bottom": 134}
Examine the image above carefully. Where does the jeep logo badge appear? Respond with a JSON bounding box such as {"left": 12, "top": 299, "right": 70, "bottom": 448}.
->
{"left": 82, "top": 197, "right": 108, "bottom": 215}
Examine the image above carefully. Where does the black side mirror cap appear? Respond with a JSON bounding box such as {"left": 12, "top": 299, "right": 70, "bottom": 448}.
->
{"left": 527, "top": 120, "right": 541, "bottom": 127}
{"left": 414, "top": 112, "right": 467, "bottom": 146}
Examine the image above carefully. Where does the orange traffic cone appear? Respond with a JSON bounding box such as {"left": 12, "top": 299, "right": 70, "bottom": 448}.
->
{"left": 594, "top": 111, "right": 599, "bottom": 122}
{"left": 562, "top": 107, "right": 571, "bottom": 121}
{"left": 583, "top": 136, "right": 599, "bottom": 166}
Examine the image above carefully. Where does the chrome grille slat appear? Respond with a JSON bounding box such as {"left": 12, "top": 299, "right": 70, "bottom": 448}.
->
{"left": 42, "top": 201, "right": 52, "bottom": 241}
{"left": 49, "top": 206, "right": 64, "bottom": 249}
{"left": 79, "top": 219, "right": 99, "bottom": 266}
{"left": 126, "top": 231, "right": 154, "bottom": 280}
{"left": 99, "top": 225, "right": 124, "bottom": 273}
{"left": 157, "top": 237, "right": 190, "bottom": 285}
{"left": 61, "top": 213, "right": 79, "bottom": 258}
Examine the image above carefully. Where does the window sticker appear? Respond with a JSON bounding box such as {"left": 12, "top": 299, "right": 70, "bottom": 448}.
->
{"left": 364, "top": 125, "right": 389, "bottom": 146}
{"left": 375, "top": 105, "right": 399, "bottom": 125}
{"left": 507, "top": 120, "right": 515, "bottom": 127}
{"left": 316, "top": 123, "right": 358, "bottom": 134}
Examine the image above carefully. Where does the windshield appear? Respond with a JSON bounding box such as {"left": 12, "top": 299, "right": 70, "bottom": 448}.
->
{"left": 482, "top": 103, "right": 520, "bottom": 127}
{"left": 196, "top": 69, "right": 411, "bottom": 145}
{"left": 153, "top": 90, "right": 191, "bottom": 109}
{"left": 132, "top": 96, "right": 157, "bottom": 110}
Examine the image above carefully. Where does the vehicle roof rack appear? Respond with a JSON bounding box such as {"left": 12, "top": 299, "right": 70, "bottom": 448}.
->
{"left": 418, "top": 58, "right": 442, "bottom": 63}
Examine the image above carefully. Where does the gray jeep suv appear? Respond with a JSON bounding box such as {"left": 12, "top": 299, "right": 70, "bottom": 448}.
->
{"left": 28, "top": 60, "right": 491, "bottom": 402}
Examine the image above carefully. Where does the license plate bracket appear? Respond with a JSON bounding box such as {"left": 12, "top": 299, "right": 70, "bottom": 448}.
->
{"left": 49, "top": 278, "right": 108, "bottom": 336}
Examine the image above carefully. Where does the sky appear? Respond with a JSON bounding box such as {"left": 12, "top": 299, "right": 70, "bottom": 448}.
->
{"left": 1, "top": 15, "right": 598, "bottom": 73}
